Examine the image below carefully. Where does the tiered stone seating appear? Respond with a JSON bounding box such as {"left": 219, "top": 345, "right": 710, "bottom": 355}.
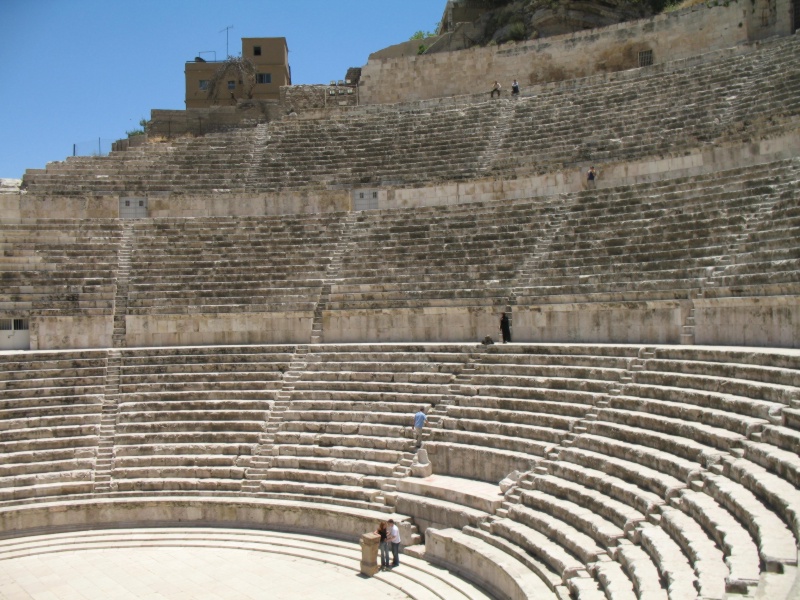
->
{"left": 20, "top": 35, "right": 800, "bottom": 198}
{"left": 427, "top": 345, "right": 635, "bottom": 483}
{"left": 709, "top": 178, "right": 800, "bottom": 295}
{"left": 21, "top": 128, "right": 258, "bottom": 196}
{"left": 263, "top": 345, "right": 471, "bottom": 511}
{"left": 247, "top": 103, "right": 501, "bottom": 191}
{"left": 127, "top": 214, "right": 345, "bottom": 316}
{"left": 0, "top": 351, "right": 106, "bottom": 504}
{"left": 626, "top": 347, "right": 800, "bottom": 545}
{"left": 391, "top": 344, "right": 800, "bottom": 599}
{"left": 328, "top": 199, "right": 546, "bottom": 312}
{"left": 132, "top": 128, "right": 257, "bottom": 193}
{"left": 434, "top": 346, "right": 645, "bottom": 599}
{"left": 491, "top": 35, "right": 800, "bottom": 176}
{"left": 514, "top": 160, "right": 797, "bottom": 304}
{"left": 0, "top": 344, "right": 798, "bottom": 597}
{"left": 0, "top": 220, "right": 122, "bottom": 317}
{"left": 111, "top": 345, "right": 295, "bottom": 494}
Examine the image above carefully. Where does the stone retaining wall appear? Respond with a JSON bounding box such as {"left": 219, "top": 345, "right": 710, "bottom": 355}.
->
{"left": 359, "top": 1, "right": 793, "bottom": 105}
{"left": 147, "top": 102, "right": 284, "bottom": 138}
{"left": 0, "top": 497, "right": 412, "bottom": 545}
{"left": 14, "top": 130, "right": 798, "bottom": 220}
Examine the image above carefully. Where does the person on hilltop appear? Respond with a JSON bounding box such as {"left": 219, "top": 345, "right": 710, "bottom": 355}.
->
{"left": 490, "top": 80, "right": 502, "bottom": 98}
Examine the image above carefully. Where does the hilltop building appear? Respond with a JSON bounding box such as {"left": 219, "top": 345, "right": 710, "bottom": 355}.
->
{"left": 185, "top": 37, "right": 291, "bottom": 108}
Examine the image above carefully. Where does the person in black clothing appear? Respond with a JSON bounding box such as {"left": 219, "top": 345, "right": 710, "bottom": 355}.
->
{"left": 511, "top": 79, "right": 520, "bottom": 95}
{"left": 500, "top": 312, "right": 512, "bottom": 343}
{"left": 587, "top": 165, "right": 597, "bottom": 189}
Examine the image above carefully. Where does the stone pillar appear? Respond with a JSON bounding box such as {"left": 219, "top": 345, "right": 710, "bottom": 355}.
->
{"left": 411, "top": 447, "right": 433, "bottom": 477}
{"left": 359, "top": 531, "right": 380, "bottom": 576}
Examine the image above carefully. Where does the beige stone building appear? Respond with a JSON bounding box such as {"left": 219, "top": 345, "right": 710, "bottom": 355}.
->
{"left": 185, "top": 37, "right": 290, "bottom": 108}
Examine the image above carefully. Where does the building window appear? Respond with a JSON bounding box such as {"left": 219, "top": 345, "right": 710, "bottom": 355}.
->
{"left": 638, "top": 50, "right": 653, "bottom": 68}
{"left": 227, "top": 80, "right": 236, "bottom": 90}
{"left": 254, "top": 46, "right": 262, "bottom": 56}
{"left": 256, "top": 73, "right": 272, "bottom": 84}
{"left": 199, "top": 80, "right": 209, "bottom": 91}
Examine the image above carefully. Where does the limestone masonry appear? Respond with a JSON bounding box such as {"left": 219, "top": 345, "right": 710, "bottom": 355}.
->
{"left": 1, "top": 1, "right": 799, "bottom": 597}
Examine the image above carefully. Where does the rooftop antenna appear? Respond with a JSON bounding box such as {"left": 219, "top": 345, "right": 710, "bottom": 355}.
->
{"left": 220, "top": 25, "right": 234, "bottom": 58}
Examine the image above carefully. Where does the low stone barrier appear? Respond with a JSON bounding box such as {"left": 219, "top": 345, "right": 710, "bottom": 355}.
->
{"left": 0, "top": 497, "right": 411, "bottom": 545}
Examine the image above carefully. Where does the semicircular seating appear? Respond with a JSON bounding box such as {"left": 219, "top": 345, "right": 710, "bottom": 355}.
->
{"left": 1, "top": 344, "right": 798, "bottom": 599}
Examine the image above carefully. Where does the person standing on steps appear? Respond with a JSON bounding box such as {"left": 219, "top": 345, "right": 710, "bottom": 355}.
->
{"left": 388, "top": 519, "right": 401, "bottom": 567}
{"left": 587, "top": 165, "right": 597, "bottom": 189}
{"left": 500, "top": 312, "right": 512, "bottom": 343}
{"left": 375, "top": 521, "right": 391, "bottom": 569}
{"left": 413, "top": 406, "right": 427, "bottom": 446}
{"left": 511, "top": 79, "right": 520, "bottom": 96}
{"left": 490, "top": 80, "right": 502, "bottom": 98}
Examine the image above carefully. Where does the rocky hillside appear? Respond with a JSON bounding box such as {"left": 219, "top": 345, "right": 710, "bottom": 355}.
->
{"left": 472, "top": 0, "right": 660, "bottom": 45}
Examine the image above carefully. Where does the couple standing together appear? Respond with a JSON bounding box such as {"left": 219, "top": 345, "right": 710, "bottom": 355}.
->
{"left": 375, "top": 519, "right": 401, "bottom": 569}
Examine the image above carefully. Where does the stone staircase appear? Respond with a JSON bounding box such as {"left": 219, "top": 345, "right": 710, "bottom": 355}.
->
{"left": 310, "top": 212, "right": 359, "bottom": 344}
{"left": 93, "top": 350, "right": 122, "bottom": 494}
{"left": 241, "top": 345, "right": 308, "bottom": 495}
{"left": 476, "top": 100, "right": 515, "bottom": 173}
{"left": 112, "top": 222, "right": 134, "bottom": 348}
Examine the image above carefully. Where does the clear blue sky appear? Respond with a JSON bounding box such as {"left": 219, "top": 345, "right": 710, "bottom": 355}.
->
{"left": 0, "top": 1, "right": 444, "bottom": 180}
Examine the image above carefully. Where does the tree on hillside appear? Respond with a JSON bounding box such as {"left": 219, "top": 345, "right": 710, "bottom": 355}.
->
{"left": 206, "top": 56, "right": 257, "bottom": 104}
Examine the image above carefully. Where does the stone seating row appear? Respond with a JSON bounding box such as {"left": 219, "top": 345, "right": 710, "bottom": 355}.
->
{"left": 124, "top": 216, "right": 346, "bottom": 316}
{"left": 0, "top": 221, "right": 122, "bottom": 317}
{"left": 0, "top": 350, "right": 106, "bottom": 505}
{"left": 518, "top": 177, "right": 794, "bottom": 302}
{"left": 258, "top": 345, "right": 474, "bottom": 511}
{"left": 108, "top": 346, "right": 297, "bottom": 496}
{"left": 0, "top": 343, "right": 798, "bottom": 597}
{"left": 6, "top": 158, "right": 798, "bottom": 320}
{"left": 20, "top": 35, "right": 800, "bottom": 197}
{"left": 407, "top": 344, "right": 799, "bottom": 598}
{"left": 493, "top": 35, "right": 800, "bottom": 176}
{"left": 2, "top": 341, "right": 798, "bottom": 509}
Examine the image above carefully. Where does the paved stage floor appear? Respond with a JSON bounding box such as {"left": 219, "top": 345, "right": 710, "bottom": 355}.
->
{"left": 0, "top": 528, "right": 492, "bottom": 600}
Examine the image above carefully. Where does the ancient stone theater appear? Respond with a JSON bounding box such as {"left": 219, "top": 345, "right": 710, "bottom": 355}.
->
{"left": 0, "top": 0, "right": 799, "bottom": 598}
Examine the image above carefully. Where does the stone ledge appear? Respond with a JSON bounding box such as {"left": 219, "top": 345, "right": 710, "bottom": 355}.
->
{"left": 424, "top": 527, "right": 559, "bottom": 600}
{"left": 0, "top": 496, "right": 414, "bottom": 545}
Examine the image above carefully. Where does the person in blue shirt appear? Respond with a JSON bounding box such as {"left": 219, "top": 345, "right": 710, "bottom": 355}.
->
{"left": 413, "top": 407, "right": 427, "bottom": 446}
